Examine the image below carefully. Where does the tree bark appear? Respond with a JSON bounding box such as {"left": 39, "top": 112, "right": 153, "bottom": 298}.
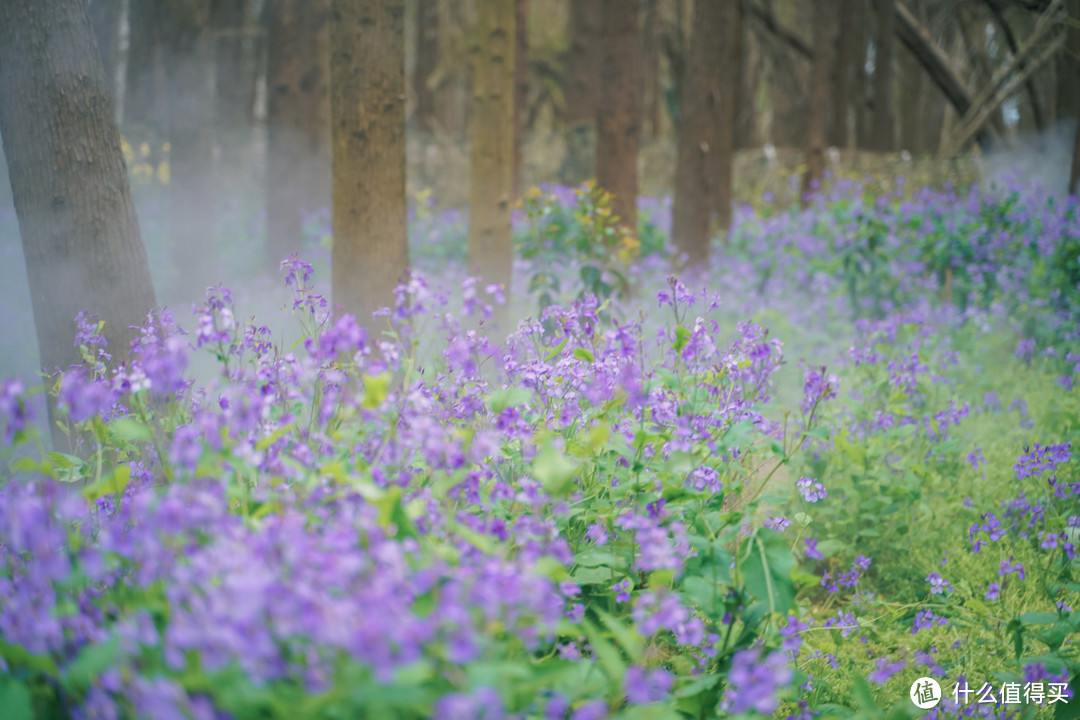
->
{"left": 124, "top": 0, "right": 165, "bottom": 140}
{"left": 1069, "top": 0, "right": 1080, "bottom": 194}
{"left": 331, "top": 0, "right": 409, "bottom": 326}
{"left": 595, "top": 0, "right": 640, "bottom": 234}
{"left": 513, "top": 0, "right": 528, "bottom": 199}
{"left": 0, "top": 0, "right": 157, "bottom": 431}
{"left": 467, "top": 0, "right": 515, "bottom": 314}
{"left": 559, "top": 0, "right": 601, "bottom": 185}
{"left": 159, "top": 0, "right": 217, "bottom": 302}
{"left": 90, "top": 0, "right": 123, "bottom": 105}
{"left": 266, "top": 0, "right": 330, "bottom": 273}
{"left": 853, "top": 0, "right": 870, "bottom": 149}
{"left": 671, "top": 0, "right": 723, "bottom": 266}
{"left": 212, "top": 0, "right": 253, "bottom": 168}
{"left": 415, "top": 0, "right": 439, "bottom": 132}
{"left": 829, "top": 0, "right": 852, "bottom": 148}
{"left": 642, "top": 0, "right": 662, "bottom": 139}
{"left": 873, "top": 0, "right": 894, "bottom": 151}
{"left": 804, "top": 0, "right": 833, "bottom": 198}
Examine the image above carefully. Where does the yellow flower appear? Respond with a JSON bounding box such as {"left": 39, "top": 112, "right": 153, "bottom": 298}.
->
{"left": 139, "top": 142, "right": 151, "bottom": 158}
{"left": 120, "top": 137, "right": 134, "bottom": 164}
{"left": 156, "top": 161, "right": 170, "bottom": 185}
{"left": 162, "top": 142, "right": 171, "bottom": 154}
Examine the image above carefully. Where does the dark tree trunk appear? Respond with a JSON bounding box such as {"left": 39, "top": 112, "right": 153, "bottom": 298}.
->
{"left": 467, "top": 0, "right": 515, "bottom": 321}
{"left": 671, "top": 0, "right": 723, "bottom": 266}
{"left": 873, "top": 0, "right": 894, "bottom": 152}
{"left": 829, "top": 0, "right": 852, "bottom": 148}
{"left": 331, "top": 0, "right": 409, "bottom": 326}
{"left": 595, "top": 0, "right": 640, "bottom": 234}
{"left": 733, "top": 2, "right": 755, "bottom": 150}
{"left": 212, "top": 0, "right": 253, "bottom": 168}
{"left": 89, "top": 0, "right": 123, "bottom": 104}
{"left": 0, "top": 0, "right": 157, "bottom": 436}
{"left": 559, "top": 0, "right": 600, "bottom": 184}
{"left": 804, "top": 0, "right": 833, "bottom": 199}
{"left": 159, "top": 0, "right": 217, "bottom": 302}
{"left": 853, "top": 0, "right": 870, "bottom": 149}
{"left": 513, "top": 0, "right": 529, "bottom": 199}
{"left": 124, "top": 0, "right": 166, "bottom": 141}
{"left": 642, "top": 0, "right": 662, "bottom": 139}
{"left": 1070, "top": 0, "right": 1080, "bottom": 195}
{"left": 266, "top": 0, "right": 330, "bottom": 273}
{"left": 414, "top": 0, "right": 439, "bottom": 132}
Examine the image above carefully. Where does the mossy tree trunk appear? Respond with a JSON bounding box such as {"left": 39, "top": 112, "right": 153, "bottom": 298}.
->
{"left": 266, "top": 0, "right": 330, "bottom": 273}
{"left": 512, "top": 0, "right": 528, "bottom": 199}
{"left": 414, "top": 0, "right": 439, "bottom": 132}
{"left": 467, "top": 0, "right": 515, "bottom": 317}
{"left": 330, "top": 0, "right": 409, "bottom": 326}
{"left": 595, "top": 0, "right": 640, "bottom": 234}
{"left": 0, "top": 0, "right": 157, "bottom": 437}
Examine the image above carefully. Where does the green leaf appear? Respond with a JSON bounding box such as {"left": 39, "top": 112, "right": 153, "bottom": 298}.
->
{"left": 0, "top": 678, "right": 33, "bottom": 720}
{"left": 64, "top": 638, "right": 119, "bottom": 693}
{"left": 108, "top": 418, "right": 153, "bottom": 444}
{"left": 738, "top": 529, "right": 796, "bottom": 615}
{"left": 0, "top": 639, "right": 60, "bottom": 676}
{"left": 581, "top": 619, "right": 625, "bottom": 683}
{"left": 83, "top": 464, "right": 132, "bottom": 501}
{"left": 673, "top": 326, "right": 691, "bottom": 352}
{"left": 487, "top": 387, "right": 532, "bottom": 414}
{"left": 544, "top": 337, "right": 570, "bottom": 362}
{"left": 595, "top": 608, "right": 644, "bottom": 663}
{"left": 573, "top": 348, "right": 595, "bottom": 363}
{"left": 1018, "top": 612, "right": 1060, "bottom": 626}
{"left": 533, "top": 443, "right": 579, "bottom": 495}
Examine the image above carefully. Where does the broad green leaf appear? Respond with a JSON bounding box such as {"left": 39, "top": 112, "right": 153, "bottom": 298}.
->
{"left": 108, "top": 418, "right": 153, "bottom": 443}
{"left": 738, "top": 529, "right": 796, "bottom": 615}
{"left": 0, "top": 678, "right": 32, "bottom": 720}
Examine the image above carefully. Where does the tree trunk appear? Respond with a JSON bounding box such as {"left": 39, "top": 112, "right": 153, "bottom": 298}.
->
{"left": 1069, "top": 0, "right": 1080, "bottom": 195}
{"left": 853, "top": 0, "right": 870, "bottom": 149}
{"left": 873, "top": 0, "right": 894, "bottom": 152}
{"left": 160, "top": 0, "right": 217, "bottom": 302}
{"left": 713, "top": 2, "right": 736, "bottom": 232}
{"left": 559, "top": 0, "right": 601, "bottom": 185}
{"left": 331, "top": 0, "right": 409, "bottom": 326}
{"left": 733, "top": 2, "right": 755, "bottom": 150}
{"left": 0, "top": 0, "right": 157, "bottom": 436}
{"left": 671, "top": 0, "right": 723, "bottom": 266}
{"left": 415, "top": 0, "right": 439, "bottom": 132}
{"left": 595, "top": 0, "right": 640, "bottom": 234}
{"left": 90, "top": 0, "right": 123, "bottom": 105}
{"left": 829, "top": 0, "right": 852, "bottom": 148}
{"left": 467, "top": 0, "right": 515, "bottom": 316}
{"left": 124, "top": 0, "right": 165, "bottom": 141}
{"left": 642, "top": 0, "right": 662, "bottom": 139}
{"left": 212, "top": 0, "right": 253, "bottom": 169}
{"left": 513, "top": 0, "right": 528, "bottom": 199}
{"left": 804, "top": 0, "right": 833, "bottom": 199}
{"left": 266, "top": 0, "right": 330, "bottom": 273}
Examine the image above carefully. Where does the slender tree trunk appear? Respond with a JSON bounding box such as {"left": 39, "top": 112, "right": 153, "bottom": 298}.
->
{"left": 467, "top": 0, "right": 515, "bottom": 318}
{"left": 559, "top": 0, "right": 600, "bottom": 184}
{"left": 671, "top": 0, "right": 722, "bottom": 266}
{"left": 804, "top": 0, "right": 833, "bottom": 199}
{"left": 595, "top": 0, "right": 640, "bottom": 233}
{"left": 1069, "top": 0, "right": 1080, "bottom": 195}
{"left": 0, "top": 0, "right": 157, "bottom": 440}
{"left": 642, "top": 0, "right": 662, "bottom": 139}
{"left": 160, "top": 0, "right": 217, "bottom": 302}
{"left": 853, "top": 0, "right": 870, "bottom": 149}
{"left": 829, "top": 0, "right": 852, "bottom": 148}
{"left": 873, "top": 0, "right": 894, "bottom": 152}
{"left": 513, "top": 0, "right": 529, "bottom": 199}
{"left": 331, "top": 0, "right": 409, "bottom": 325}
{"left": 212, "top": 0, "right": 253, "bottom": 169}
{"left": 124, "top": 0, "right": 165, "bottom": 141}
{"left": 266, "top": 0, "right": 331, "bottom": 273}
{"left": 733, "top": 2, "right": 755, "bottom": 150}
{"left": 415, "top": 0, "right": 439, "bottom": 132}
{"left": 713, "top": 2, "right": 736, "bottom": 232}
{"left": 90, "top": 0, "right": 123, "bottom": 105}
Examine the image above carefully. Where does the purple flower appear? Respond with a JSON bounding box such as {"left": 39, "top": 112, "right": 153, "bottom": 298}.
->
{"left": 985, "top": 583, "right": 1001, "bottom": 601}
{"left": 625, "top": 665, "right": 674, "bottom": 704}
{"left": 804, "top": 538, "right": 823, "bottom": 560}
{"left": 868, "top": 657, "right": 907, "bottom": 684}
{"left": 796, "top": 477, "right": 827, "bottom": 503}
{"left": 911, "top": 609, "right": 949, "bottom": 634}
{"left": 925, "top": 572, "right": 952, "bottom": 595}
{"left": 721, "top": 648, "right": 793, "bottom": 715}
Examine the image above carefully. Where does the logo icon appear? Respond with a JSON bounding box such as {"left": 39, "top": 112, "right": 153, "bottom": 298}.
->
{"left": 911, "top": 678, "right": 942, "bottom": 709}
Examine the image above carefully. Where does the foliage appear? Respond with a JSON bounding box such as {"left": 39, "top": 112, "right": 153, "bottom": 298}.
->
{"left": 2, "top": 181, "right": 1080, "bottom": 720}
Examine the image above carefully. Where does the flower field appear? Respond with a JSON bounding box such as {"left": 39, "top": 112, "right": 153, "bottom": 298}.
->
{"left": 1, "top": 177, "right": 1078, "bottom": 720}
